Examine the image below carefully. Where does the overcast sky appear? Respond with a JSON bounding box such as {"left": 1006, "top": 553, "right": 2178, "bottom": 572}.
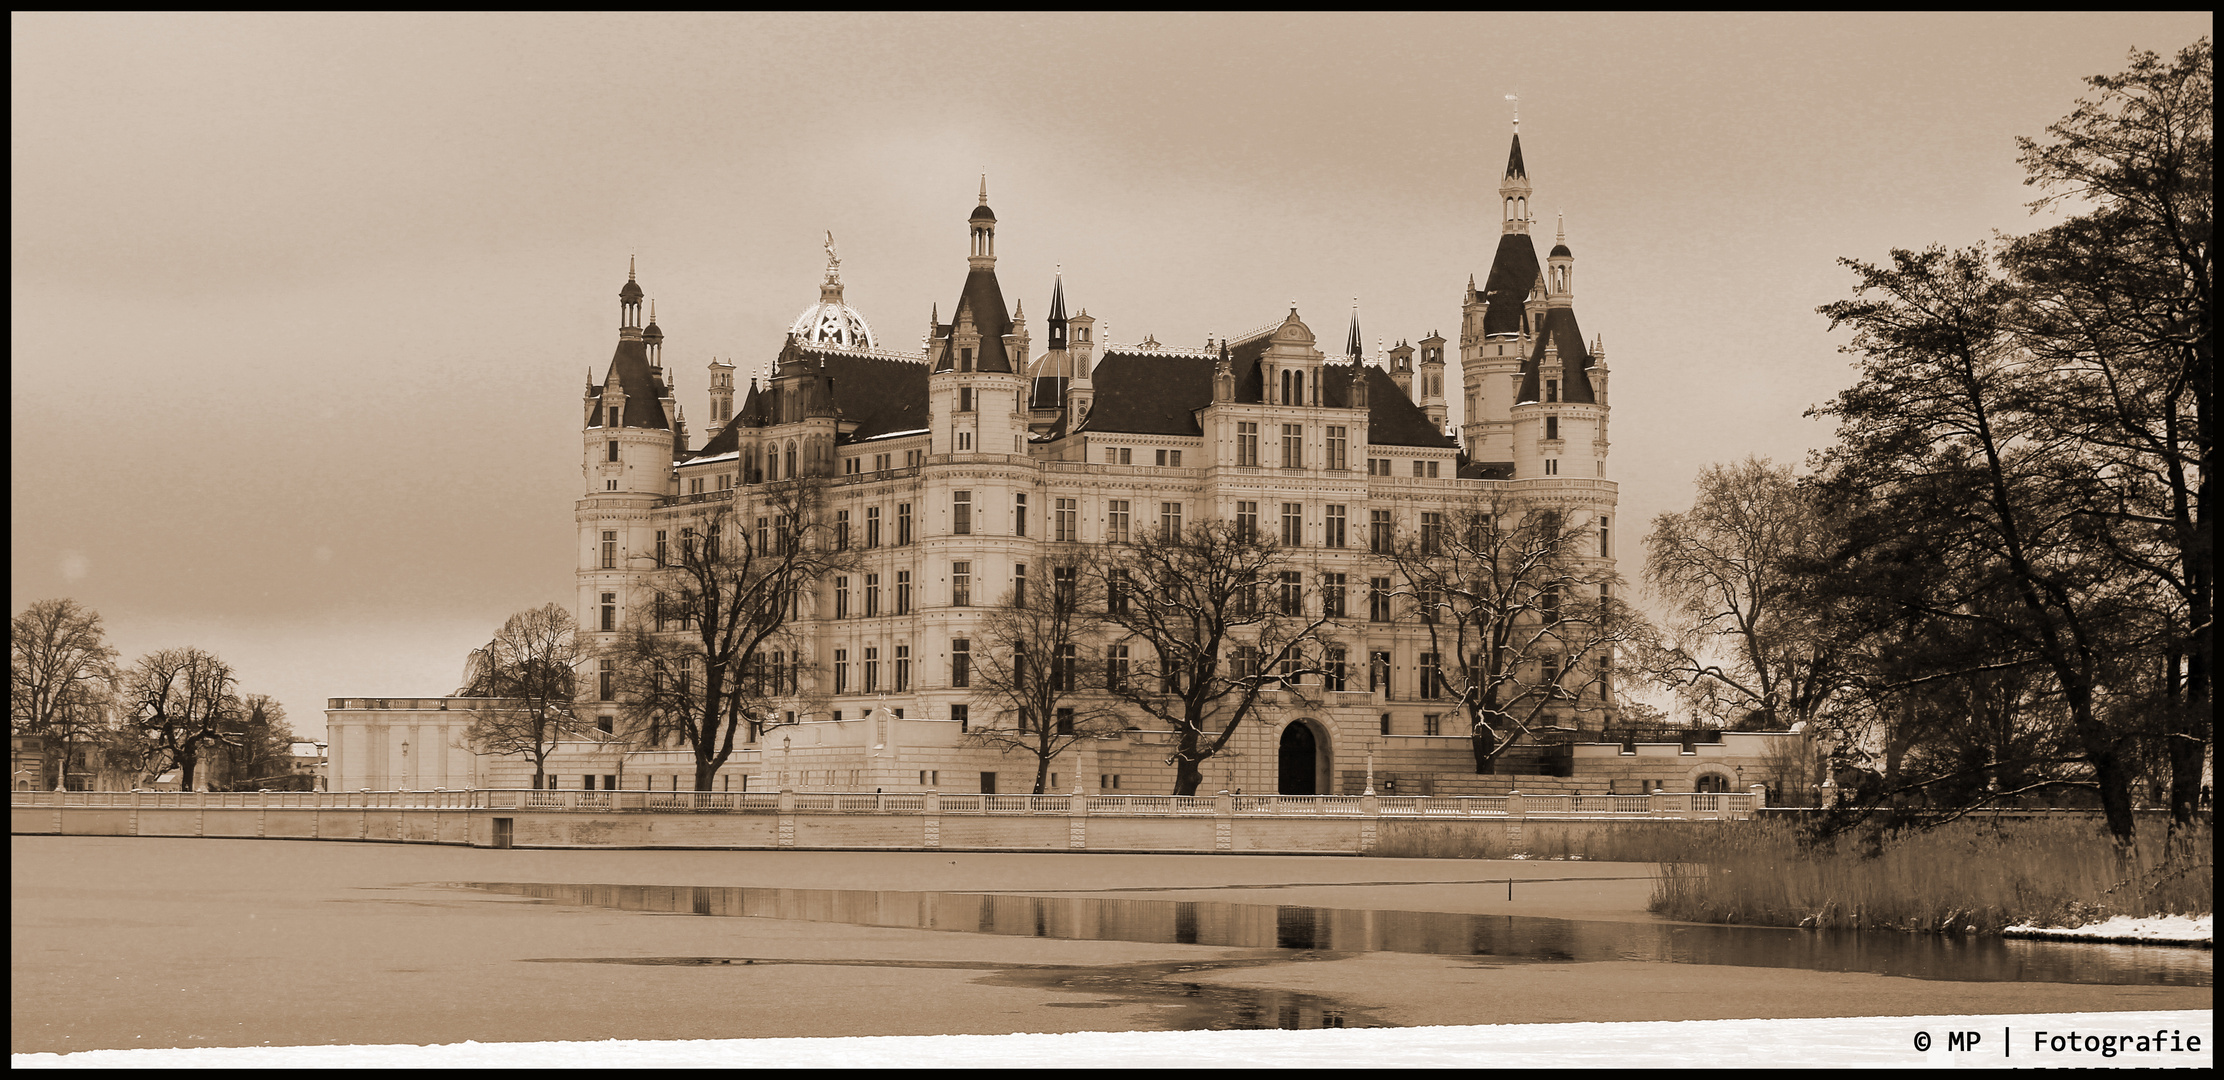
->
{"left": 12, "top": 12, "right": 2210, "bottom": 740}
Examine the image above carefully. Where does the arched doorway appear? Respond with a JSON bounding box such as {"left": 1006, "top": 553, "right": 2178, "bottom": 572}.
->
{"left": 1693, "top": 773, "right": 1730, "bottom": 793}
{"left": 1278, "top": 722, "right": 1320, "bottom": 795}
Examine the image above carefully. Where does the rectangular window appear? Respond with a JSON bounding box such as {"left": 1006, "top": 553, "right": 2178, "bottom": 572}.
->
{"left": 835, "top": 510, "right": 850, "bottom": 550}
{"left": 599, "top": 659, "right": 614, "bottom": 701}
{"left": 1056, "top": 707, "right": 1075, "bottom": 735}
{"left": 1281, "top": 502, "right": 1303, "bottom": 546}
{"left": 1106, "top": 500, "right": 1130, "bottom": 543}
{"left": 1105, "top": 447, "right": 1118, "bottom": 464}
{"left": 897, "top": 502, "right": 913, "bottom": 545}
{"left": 1543, "top": 654, "right": 1562, "bottom": 688}
{"left": 1420, "top": 512, "right": 1444, "bottom": 555}
{"left": 1119, "top": 447, "right": 1133, "bottom": 464}
{"left": 1322, "top": 573, "right": 1347, "bottom": 618}
{"left": 952, "top": 562, "right": 971, "bottom": 607}
{"left": 834, "top": 649, "right": 848, "bottom": 695}
{"left": 958, "top": 386, "right": 974, "bottom": 412}
{"left": 1546, "top": 378, "right": 1559, "bottom": 404}
{"left": 1154, "top": 448, "right": 1167, "bottom": 466}
{"left": 1369, "top": 577, "right": 1392, "bottom": 622}
{"left": 1325, "top": 646, "right": 1347, "bottom": 692}
{"left": 953, "top": 491, "right": 971, "bottom": 535}
{"left": 1542, "top": 581, "right": 1562, "bottom": 624}
{"left": 601, "top": 530, "right": 617, "bottom": 569}
{"left": 600, "top": 592, "right": 617, "bottom": 632}
{"left": 1053, "top": 565, "right": 1077, "bottom": 608}
{"left": 1545, "top": 415, "right": 1559, "bottom": 441}
{"left": 875, "top": 452, "right": 890, "bottom": 472}
{"left": 1055, "top": 497, "right": 1077, "bottom": 542}
{"left": 1014, "top": 493, "right": 1028, "bottom": 536}
{"left": 1428, "top": 460, "right": 1440, "bottom": 478}
{"left": 1230, "top": 644, "right": 1259, "bottom": 681}
{"left": 835, "top": 576, "right": 850, "bottom": 619}
{"left": 1107, "top": 568, "right": 1130, "bottom": 615}
{"left": 607, "top": 440, "right": 619, "bottom": 463}
{"left": 1107, "top": 644, "right": 1129, "bottom": 692}
{"left": 1054, "top": 645, "right": 1076, "bottom": 693}
{"left": 1416, "top": 586, "right": 1441, "bottom": 624}
{"left": 951, "top": 639, "right": 970, "bottom": 689}
{"left": 1235, "top": 501, "right": 1257, "bottom": 542}
{"left": 845, "top": 458, "right": 860, "bottom": 476}
{"left": 1421, "top": 653, "right": 1443, "bottom": 699}
{"left": 1324, "top": 505, "right": 1346, "bottom": 548}
{"left": 864, "top": 573, "right": 880, "bottom": 617}
{"left": 1278, "top": 570, "right": 1303, "bottom": 615}
{"left": 1160, "top": 502, "right": 1182, "bottom": 541}
{"left": 866, "top": 506, "right": 881, "bottom": 548}
{"left": 1380, "top": 712, "right": 1392, "bottom": 736}
{"left": 1325, "top": 426, "right": 1347, "bottom": 471}
{"left": 1370, "top": 510, "right": 1394, "bottom": 553}
{"left": 895, "top": 570, "right": 912, "bottom": 615}
{"left": 864, "top": 647, "right": 879, "bottom": 694}
{"left": 951, "top": 703, "right": 968, "bottom": 732}
{"left": 1278, "top": 650, "right": 1302, "bottom": 686}
{"left": 1545, "top": 457, "right": 1558, "bottom": 476}
{"left": 1370, "top": 650, "right": 1391, "bottom": 694}
{"left": 654, "top": 530, "right": 667, "bottom": 566}
{"left": 1424, "top": 713, "right": 1442, "bottom": 737}
{"left": 1236, "top": 422, "right": 1259, "bottom": 467}
{"left": 1412, "top": 459, "right": 1426, "bottom": 478}
{"left": 756, "top": 516, "right": 769, "bottom": 554}
{"left": 1600, "top": 516, "right": 1610, "bottom": 559}
{"left": 1011, "top": 563, "right": 1026, "bottom": 607}
{"left": 1281, "top": 423, "right": 1303, "bottom": 468}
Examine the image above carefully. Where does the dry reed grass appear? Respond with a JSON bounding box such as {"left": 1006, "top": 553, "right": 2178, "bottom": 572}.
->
{"left": 1650, "top": 817, "right": 2213, "bottom": 934}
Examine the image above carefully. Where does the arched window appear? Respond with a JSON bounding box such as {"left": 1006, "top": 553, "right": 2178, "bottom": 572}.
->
{"left": 785, "top": 441, "right": 797, "bottom": 478}
{"left": 1694, "top": 774, "right": 1730, "bottom": 793}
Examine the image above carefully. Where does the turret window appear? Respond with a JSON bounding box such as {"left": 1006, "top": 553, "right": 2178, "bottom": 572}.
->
{"left": 951, "top": 563, "right": 971, "bottom": 607}
{"left": 961, "top": 348, "right": 973, "bottom": 372}
{"left": 959, "top": 387, "right": 974, "bottom": 413}
{"left": 952, "top": 491, "right": 971, "bottom": 535}
{"left": 1546, "top": 379, "right": 1559, "bottom": 403}
{"left": 1544, "top": 458, "right": 1559, "bottom": 476}
{"left": 608, "top": 440, "right": 620, "bottom": 463}
{"left": 1545, "top": 416, "right": 1559, "bottom": 441}
{"left": 1014, "top": 493, "right": 1027, "bottom": 536}
{"left": 601, "top": 531, "right": 617, "bottom": 569}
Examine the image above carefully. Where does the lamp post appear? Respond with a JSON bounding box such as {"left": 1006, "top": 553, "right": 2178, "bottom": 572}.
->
{"left": 314, "top": 741, "right": 328, "bottom": 792}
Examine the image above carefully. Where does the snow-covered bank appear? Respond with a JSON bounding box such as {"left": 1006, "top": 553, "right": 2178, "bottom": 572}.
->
{"left": 2004, "top": 914, "right": 2213, "bottom": 946}
{"left": 14, "top": 1011, "right": 2212, "bottom": 1069}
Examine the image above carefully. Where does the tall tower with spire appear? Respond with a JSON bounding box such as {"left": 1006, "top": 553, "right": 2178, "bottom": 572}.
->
{"left": 928, "top": 177, "right": 1025, "bottom": 458}
{"left": 1460, "top": 118, "right": 1544, "bottom": 465}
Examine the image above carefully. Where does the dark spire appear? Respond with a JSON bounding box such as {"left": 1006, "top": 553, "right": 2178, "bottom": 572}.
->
{"left": 1047, "top": 267, "right": 1068, "bottom": 352}
{"left": 1346, "top": 300, "right": 1363, "bottom": 360}
{"left": 1504, "top": 133, "right": 1526, "bottom": 181}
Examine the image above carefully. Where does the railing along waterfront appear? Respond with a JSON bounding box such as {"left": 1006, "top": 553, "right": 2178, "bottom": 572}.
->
{"left": 14, "top": 788, "right": 1757, "bottom": 819}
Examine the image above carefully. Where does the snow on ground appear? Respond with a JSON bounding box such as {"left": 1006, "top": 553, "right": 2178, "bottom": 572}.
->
{"left": 13, "top": 1012, "right": 2212, "bottom": 1069}
{"left": 2003, "top": 915, "right": 2213, "bottom": 946}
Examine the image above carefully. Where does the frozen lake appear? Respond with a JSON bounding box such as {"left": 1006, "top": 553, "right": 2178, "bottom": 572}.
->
{"left": 11, "top": 836, "right": 2210, "bottom": 1055}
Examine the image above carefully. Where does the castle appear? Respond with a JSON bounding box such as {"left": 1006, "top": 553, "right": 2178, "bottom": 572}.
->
{"left": 326, "top": 127, "right": 1776, "bottom": 798}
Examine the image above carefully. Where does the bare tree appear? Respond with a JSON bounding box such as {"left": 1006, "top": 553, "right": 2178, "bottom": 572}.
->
{"left": 208, "top": 694, "right": 304, "bottom": 791}
{"left": 1093, "top": 518, "right": 1330, "bottom": 796}
{"left": 965, "top": 551, "right": 1126, "bottom": 794}
{"left": 460, "top": 603, "right": 584, "bottom": 789}
{"left": 1384, "top": 492, "right": 1641, "bottom": 773}
{"left": 11, "top": 599, "right": 121, "bottom": 787}
{"left": 606, "top": 479, "right": 855, "bottom": 790}
{"left": 1641, "top": 457, "right": 1846, "bottom": 731}
{"left": 125, "top": 648, "right": 241, "bottom": 791}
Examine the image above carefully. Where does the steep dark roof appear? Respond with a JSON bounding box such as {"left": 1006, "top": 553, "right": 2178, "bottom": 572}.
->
{"left": 587, "top": 338, "right": 670, "bottom": 429}
{"left": 1478, "top": 231, "right": 1542, "bottom": 337}
{"left": 930, "top": 266, "right": 1015, "bottom": 373}
{"left": 1516, "top": 306, "right": 1597, "bottom": 404}
{"left": 1460, "top": 459, "right": 1514, "bottom": 480}
{"left": 1076, "top": 344, "right": 1454, "bottom": 449}
{"left": 816, "top": 350, "right": 931, "bottom": 441}
{"left": 1504, "top": 132, "right": 1526, "bottom": 179}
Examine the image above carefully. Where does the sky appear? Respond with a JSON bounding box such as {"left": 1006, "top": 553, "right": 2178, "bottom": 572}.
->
{"left": 11, "top": 12, "right": 2212, "bottom": 741}
{"left": 11, "top": 1011, "right": 2214, "bottom": 1067}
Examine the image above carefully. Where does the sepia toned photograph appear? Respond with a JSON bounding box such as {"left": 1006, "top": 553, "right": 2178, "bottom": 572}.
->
{"left": 12, "top": 12, "right": 2211, "bottom": 1068}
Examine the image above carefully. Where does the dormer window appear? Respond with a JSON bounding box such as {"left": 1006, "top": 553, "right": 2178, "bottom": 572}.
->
{"left": 607, "top": 407, "right": 618, "bottom": 428}
{"left": 1546, "top": 379, "right": 1559, "bottom": 403}
{"left": 961, "top": 348, "right": 973, "bottom": 372}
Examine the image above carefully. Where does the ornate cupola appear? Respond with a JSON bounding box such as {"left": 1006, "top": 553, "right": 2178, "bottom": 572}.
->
{"left": 643, "top": 299, "right": 664, "bottom": 372}
{"left": 619, "top": 256, "right": 644, "bottom": 339}
{"left": 1500, "top": 109, "right": 1532, "bottom": 236}
{"left": 789, "top": 232, "right": 877, "bottom": 349}
{"left": 1547, "top": 213, "right": 1575, "bottom": 306}
{"left": 968, "top": 174, "right": 997, "bottom": 270}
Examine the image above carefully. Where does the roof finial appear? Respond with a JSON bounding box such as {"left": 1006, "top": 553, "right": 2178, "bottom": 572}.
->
{"left": 1556, "top": 211, "right": 1565, "bottom": 245}
{"left": 824, "top": 230, "right": 842, "bottom": 285}
{"left": 628, "top": 254, "right": 636, "bottom": 282}
{"left": 979, "top": 173, "right": 988, "bottom": 205}
{"left": 1506, "top": 94, "right": 1519, "bottom": 133}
